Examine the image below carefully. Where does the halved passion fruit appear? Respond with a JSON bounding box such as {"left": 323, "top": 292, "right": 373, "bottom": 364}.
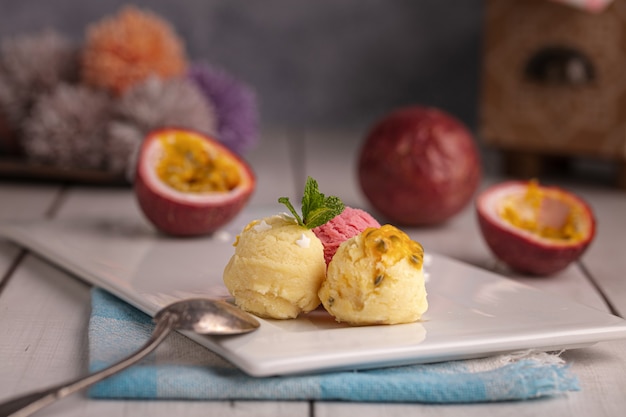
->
{"left": 134, "top": 128, "right": 255, "bottom": 236}
{"left": 476, "top": 180, "right": 595, "bottom": 275}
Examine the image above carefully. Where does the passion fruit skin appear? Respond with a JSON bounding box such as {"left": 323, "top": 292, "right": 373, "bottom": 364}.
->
{"left": 358, "top": 106, "right": 481, "bottom": 226}
{"left": 476, "top": 181, "right": 596, "bottom": 276}
{"left": 134, "top": 128, "right": 255, "bottom": 237}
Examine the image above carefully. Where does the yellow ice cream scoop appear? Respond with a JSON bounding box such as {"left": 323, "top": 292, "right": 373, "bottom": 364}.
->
{"left": 223, "top": 214, "right": 326, "bottom": 319}
{"left": 319, "top": 224, "right": 428, "bottom": 325}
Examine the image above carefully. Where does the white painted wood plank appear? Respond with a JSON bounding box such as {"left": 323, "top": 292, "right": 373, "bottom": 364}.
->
{"left": 54, "top": 186, "right": 140, "bottom": 219}
{"left": 31, "top": 398, "right": 309, "bottom": 417}
{"left": 0, "top": 183, "right": 60, "bottom": 218}
{"left": 0, "top": 238, "right": 22, "bottom": 283}
{"left": 45, "top": 399, "right": 309, "bottom": 417}
{"left": 0, "top": 255, "right": 92, "bottom": 394}
{"left": 572, "top": 185, "right": 626, "bottom": 317}
{"left": 0, "top": 182, "right": 61, "bottom": 282}
{"left": 246, "top": 128, "right": 300, "bottom": 205}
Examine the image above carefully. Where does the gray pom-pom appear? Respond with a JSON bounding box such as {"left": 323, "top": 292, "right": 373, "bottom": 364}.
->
{"left": 0, "top": 29, "right": 79, "bottom": 127}
{"left": 22, "top": 84, "right": 111, "bottom": 169}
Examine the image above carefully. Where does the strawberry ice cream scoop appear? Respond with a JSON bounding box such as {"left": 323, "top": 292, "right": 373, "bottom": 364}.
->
{"left": 312, "top": 206, "right": 381, "bottom": 265}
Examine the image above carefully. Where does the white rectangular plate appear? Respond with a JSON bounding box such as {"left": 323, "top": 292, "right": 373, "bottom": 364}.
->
{"left": 1, "top": 206, "right": 626, "bottom": 377}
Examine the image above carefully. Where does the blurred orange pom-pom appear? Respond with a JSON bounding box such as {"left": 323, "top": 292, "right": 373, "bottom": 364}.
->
{"left": 81, "top": 6, "right": 188, "bottom": 95}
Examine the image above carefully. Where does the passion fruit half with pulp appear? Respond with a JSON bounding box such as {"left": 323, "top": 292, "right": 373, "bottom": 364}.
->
{"left": 476, "top": 180, "right": 595, "bottom": 275}
{"left": 134, "top": 128, "right": 255, "bottom": 236}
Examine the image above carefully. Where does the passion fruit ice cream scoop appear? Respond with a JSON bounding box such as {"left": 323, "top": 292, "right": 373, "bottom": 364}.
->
{"left": 223, "top": 214, "right": 326, "bottom": 319}
{"left": 319, "top": 224, "right": 428, "bottom": 325}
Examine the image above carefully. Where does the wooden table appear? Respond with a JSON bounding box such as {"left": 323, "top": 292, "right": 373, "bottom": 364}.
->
{"left": 1, "top": 129, "right": 626, "bottom": 416}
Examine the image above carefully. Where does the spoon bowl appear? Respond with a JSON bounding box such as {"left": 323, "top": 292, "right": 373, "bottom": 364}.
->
{"left": 0, "top": 297, "right": 260, "bottom": 417}
{"left": 156, "top": 298, "right": 260, "bottom": 335}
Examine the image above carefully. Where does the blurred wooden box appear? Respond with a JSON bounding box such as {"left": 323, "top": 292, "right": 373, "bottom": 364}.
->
{"left": 479, "top": 0, "right": 626, "bottom": 186}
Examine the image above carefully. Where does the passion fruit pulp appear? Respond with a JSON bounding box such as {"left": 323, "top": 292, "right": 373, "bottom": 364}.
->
{"left": 134, "top": 128, "right": 255, "bottom": 236}
{"left": 476, "top": 180, "right": 595, "bottom": 275}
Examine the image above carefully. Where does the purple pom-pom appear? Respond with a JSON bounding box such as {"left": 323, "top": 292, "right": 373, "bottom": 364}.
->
{"left": 188, "top": 62, "right": 258, "bottom": 155}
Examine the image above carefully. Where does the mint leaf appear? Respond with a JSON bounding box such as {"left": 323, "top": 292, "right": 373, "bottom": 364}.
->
{"left": 278, "top": 177, "right": 344, "bottom": 229}
{"left": 301, "top": 175, "right": 319, "bottom": 222}
{"left": 305, "top": 195, "right": 344, "bottom": 228}
{"left": 277, "top": 196, "right": 303, "bottom": 226}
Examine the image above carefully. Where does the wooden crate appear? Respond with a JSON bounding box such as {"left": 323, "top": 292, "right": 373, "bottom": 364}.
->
{"left": 479, "top": 0, "right": 626, "bottom": 186}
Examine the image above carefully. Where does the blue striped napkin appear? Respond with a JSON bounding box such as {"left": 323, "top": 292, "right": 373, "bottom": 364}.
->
{"left": 88, "top": 288, "right": 579, "bottom": 403}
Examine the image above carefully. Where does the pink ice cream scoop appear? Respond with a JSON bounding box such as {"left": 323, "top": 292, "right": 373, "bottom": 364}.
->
{"left": 312, "top": 206, "right": 381, "bottom": 265}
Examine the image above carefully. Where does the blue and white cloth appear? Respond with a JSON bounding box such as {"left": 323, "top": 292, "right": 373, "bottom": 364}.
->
{"left": 88, "top": 288, "right": 579, "bottom": 403}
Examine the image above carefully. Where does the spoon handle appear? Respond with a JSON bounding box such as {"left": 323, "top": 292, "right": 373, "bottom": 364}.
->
{"left": 0, "top": 313, "right": 177, "bottom": 417}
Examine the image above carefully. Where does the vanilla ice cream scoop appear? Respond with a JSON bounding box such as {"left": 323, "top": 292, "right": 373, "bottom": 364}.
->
{"left": 319, "top": 224, "right": 428, "bottom": 325}
{"left": 223, "top": 214, "right": 326, "bottom": 319}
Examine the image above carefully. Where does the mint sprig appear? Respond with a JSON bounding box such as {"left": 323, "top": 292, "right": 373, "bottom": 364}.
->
{"left": 278, "top": 176, "right": 345, "bottom": 229}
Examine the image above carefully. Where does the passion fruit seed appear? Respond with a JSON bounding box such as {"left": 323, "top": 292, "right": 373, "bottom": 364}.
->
{"left": 156, "top": 131, "right": 241, "bottom": 193}
{"left": 374, "top": 274, "right": 384, "bottom": 286}
{"left": 376, "top": 238, "right": 388, "bottom": 253}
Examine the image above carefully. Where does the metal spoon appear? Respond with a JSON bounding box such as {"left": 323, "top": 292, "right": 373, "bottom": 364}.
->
{"left": 0, "top": 298, "right": 260, "bottom": 417}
